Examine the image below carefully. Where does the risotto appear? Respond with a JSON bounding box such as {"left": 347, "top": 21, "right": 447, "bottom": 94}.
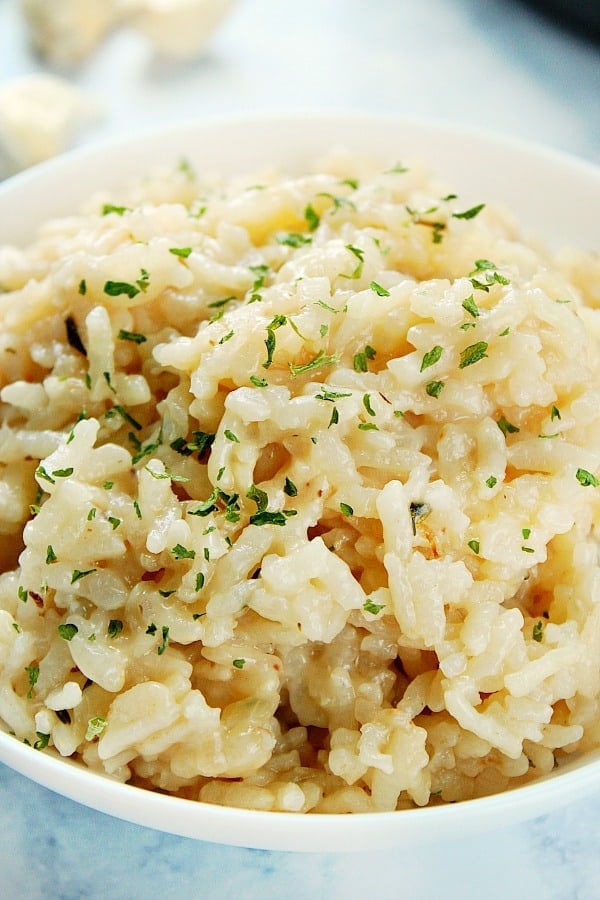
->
{"left": 0, "top": 151, "right": 599, "bottom": 814}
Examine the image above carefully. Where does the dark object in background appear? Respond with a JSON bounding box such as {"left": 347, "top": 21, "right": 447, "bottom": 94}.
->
{"left": 519, "top": 0, "right": 600, "bottom": 42}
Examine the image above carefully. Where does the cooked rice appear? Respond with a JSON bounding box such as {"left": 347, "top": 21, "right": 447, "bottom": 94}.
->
{"left": 0, "top": 151, "right": 599, "bottom": 813}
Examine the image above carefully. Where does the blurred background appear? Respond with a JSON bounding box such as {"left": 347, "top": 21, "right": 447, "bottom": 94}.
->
{"left": 0, "top": 2, "right": 599, "bottom": 898}
{"left": 0, "top": 0, "right": 598, "bottom": 178}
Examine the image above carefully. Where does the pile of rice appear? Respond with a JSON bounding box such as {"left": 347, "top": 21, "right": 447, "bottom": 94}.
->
{"left": 0, "top": 151, "right": 599, "bottom": 814}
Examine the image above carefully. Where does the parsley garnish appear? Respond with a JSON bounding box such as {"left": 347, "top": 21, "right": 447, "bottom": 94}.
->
{"left": 532, "top": 620, "right": 544, "bottom": 642}
{"left": 283, "top": 477, "right": 298, "bottom": 497}
{"left": 172, "top": 544, "right": 196, "bottom": 560}
{"left": 58, "top": 623, "right": 78, "bottom": 641}
{"left": 340, "top": 502, "right": 353, "bottom": 517}
{"left": 289, "top": 350, "right": 338, "bottom": 377}
{"left": 426, "top": 380, "right": 444, "bottom": 398}
{"left": 71, "top": 569, "right": 96, "bottom": 583}
{"left": 304, "top": 203, "right": 320, "bottom": 232}
{"left": 497, "top": 416, "right": 520, "bottom": 436}
{"left": 363, "top": 599, "right": 384, "bottom": 616}
{"left": 459, "top": 341, "right": 488, "bottom": 368}
{"left": 452, "top": 203, "right": 485, "bottom": 220}
{"left": 46, "top": 545, "right": 57, "bottom": 565}
{"left": 341, "top": 244, "right": 365, "bottom": 280}
{"left": 157, "top": 626, "right": 170, "bottom": 656}
{"left": 576, "top": 468, "right": 599, "bottom": 487}
{"left": 224, "top": 429, "right": 239, "bottom": 443}
{"left": 315, "top": 389, "right": 352, "bottom": 402}
{"left": 461, "top": 295, "right": 480, "bottom": 318}
{"left": 263, "top": 314, "right": 287, "bottom": 369}
{"left": 467, "top": 539, "right": 480, "bottom": 554}
{"left": 85, "top": 716, "right": 107, "bottom": 740}
{"left": 102, "top": 204, "right": 130, "bottom": 216}
{"left": 277, "top": 233, "right": 312, "bottom": 248}
{"left": 551, "top": 405, "right": 561, "bottom": 421}
{"left": 250, "top": 375, "right": 268, "bottom": 388}
{"left": 420, "top": 346, "right": 443, "bottom": 372}
{"left": 25, "top": 665, "right": 39, "bottom": 698}
{"left": 118, "top": 329, "right": 147, "bottom": 344}
{"left": 169, "top": 247, "right": 192, "bottom": 258}
{"left": 195, "top": 572, "right": 205, "bottom": 591}
{"left": 249, "top": 510, "right": 288, "bottom": 526}
{"left": 232, "top": 658, "right": 245, "bottom": 669}
{"left": 486, "top": 475, "right": 498, "bottom": 488}
{"left": 370, "top": 281, "right": 390, "bottom": 297}
{"left": 353, "top": 345, "right": 376, "bottom": 372}
{"left": 78, "top": 279, "right": 87, "bottom": 296}
{"left": 107, "top": 620, "right": 123, "bottom": 638}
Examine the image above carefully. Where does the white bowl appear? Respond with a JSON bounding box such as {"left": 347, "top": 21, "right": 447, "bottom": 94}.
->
{"left": 0, "top": 114, "right": 599, "bottom": 852}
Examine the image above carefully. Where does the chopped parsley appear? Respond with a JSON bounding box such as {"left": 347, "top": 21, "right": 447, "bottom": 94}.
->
{"left": 224, "top": 429, "right": 240, "bottom": 443}
{"left": 263, "top": 314, "right": 287, "bottom": 369}
{"left": 576, "top": 468, "right": 599, "bottom": 487}
{"left": 65, "top": 316, "right": 86, "bottom": 356}
{"left": 36, "top": 466, "right": 55, "bottom": 485}
{"left": 106, "top": 404, "right": 142, "bottom": 430}
{"left": 157, "top": 626, "right": 170, "bottom": 656}
{"left": 459, "top": 341, "right": 488, "bottom": 368}
{"left": 461, "top": 295, "right": 480, "bottom": 318}
{"left": 315, "top": 388, "right": 352, "bottom": 402}
{"left": 289, "top": 350, "right": 338, "bottom": 377}
{"left": 133, "top": 499, "right": 142, "bottom": 519}
{"left": 78, "top": 279, "right": 87, "bottom": 296}
{"left": 195, "top": 572, "right": 205, "bottom": 591}
{"left": 452, "top": 203, "right": 485, "bottom": 220}
{"left": 85, "top": 716, "right": 107, "bottom": 741}
{"left": 340, "top": 502, "right": 354, "bottom": 517}
{"left": 328, "top": 407, "right": 339, "bottom": 427}
{"left": 532, "top": 620, "right": 544, "bottom": 642}
{"left": 283, "top": 477, "right": 298, "bottom": 497}
{"left": 426, "top": 380, "right": 444, "bottom": 398}
{"left": 551, "top": 405, "right": 561, "bottom": 421}
{"left": 353, "top": 344, "right": 376, "bottom": 373}
{"left": 304, "top": 203, "right": 320, "bottom": 232}
{"left": 467, "top": 539, "right": 480, "bottom": 555}
{"left": 58, "top": 623, "right": 78, "bottom": 641}
{"left": 169, "top": 247, "right": 192, "bottom": 258}
{"left": 108, "top": 516, "right": 121, "bottom": 530}
{"left": 420, "top": 345, "right": 443, "bottom": 372}
{"left": 497, "top": 416, "right": 520, "bottom": 436}
{"left": 25, "top": 665, "right": 39, "bottom": 698}
{"left": 249, "top": 510, "right": 289, "bottom": 527}
{"left": 171, "top": 544, "right": 196, "bottom": 560}
{"left": 486, "top": 475, "right": 498, "bottom": 488}
{"left": 370, "top": 281, "right": 390, "bottom": 297}
{"left": 250, "top": 375, "right": 268, "bottom": 388}
{"left": 277, "top": 233, "right": 312, "bottom": 248}
{"left": 363, "top": 599, "right": 384, "bottom": 616}
{"left": 102, "top": 204, "right": 130, "bottom": 216}
{"left": 107, "top": 620, "right": 123, "bottom": 638}
{"left": 341, "top": 244, "right": 365, "bottom": 280}
{"left": 232, "top": 658, "right": 245, "bottom": 669}
{"left": 358, "top": 422, "right": 378, "bottom": 431}
{"left": 246, "top": 484, "right": 269, "bottom": 513}
{"left": 118, "top": 329, "right": 147, "bottom": 344}
{"left": 46, "top": 545, "right": 57, "bottom": 565}
{"left": 362, "top": 394, "right": 376, "bottom": 416}
{"left": 71, "top": 568, "right": 96, "bottom": 583}
{"left": 52, "top": 467, "right": 73, "bottom": 478}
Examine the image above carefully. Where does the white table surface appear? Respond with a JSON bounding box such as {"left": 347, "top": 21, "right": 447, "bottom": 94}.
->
{"left": 1, "top": 1, "right": 599, "bottom": 897}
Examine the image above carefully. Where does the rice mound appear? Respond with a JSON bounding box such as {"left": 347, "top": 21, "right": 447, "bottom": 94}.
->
{"left": 0, "top": 152, "right": 599, "bottom": 814}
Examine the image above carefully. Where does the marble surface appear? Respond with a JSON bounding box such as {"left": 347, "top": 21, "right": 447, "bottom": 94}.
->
{"left": 1, "top": 1, "right": 599, "bottom": 897}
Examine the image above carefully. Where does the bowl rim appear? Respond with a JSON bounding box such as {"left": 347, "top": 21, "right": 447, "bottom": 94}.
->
{"left": 0, "top": 112, "right": 599, "bottom": 852}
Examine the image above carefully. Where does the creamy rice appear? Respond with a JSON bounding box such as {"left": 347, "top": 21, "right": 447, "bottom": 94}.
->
{"left": 0, "top": 152, "right": 599, "bottom": 813}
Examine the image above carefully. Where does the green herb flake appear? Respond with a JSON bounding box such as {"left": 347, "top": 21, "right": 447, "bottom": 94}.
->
{"left": 195, "top": 572, "right": 205, "bottom": 591}
{"left": 497, "top": 416, "right": 520, "bottom": 436}
{"left": 18, "top": 586, "right": 28, "bottom": 603}
{"left": 420, "top": 345, "right": 443, "bottom": 372}
{"left": 341, "top": 244, "right": 365, "bottom": 280}
{"left": 219, "top": 330, "right": 234, "bottom": 345}
{"left": 521, "top": 546, "right": 535, "bottom": 553}
{"left": 426, "top": 380, "right": 444, "bottom": 398}
{"left": 370, "top": 281, "right": 390, "bottom": 297}
{"left": 499, "top": 327, "right": 510, "bottom": 337}
{"left": 249, "top": 510, "right": 288, "bottom": 527}
{"left": 467, "top": 539, "right": 480, "bottom": 555}
{"left": 358, "top": 422, "right": 378, "bottom": 431}
{"left": 304, "top": 203, "right": 320, "bottom": 232}
{"left": 103, "top": 480, "right": 114, "bottom": 490}
{"left": 118, "top": 329, "right": 147, "bottom": 344}
{"left": 25, "top": 664, "right": 39, "bottom": 698}
{"left": 340, "top": 502, "right": 354, "bottom": 517}
{"left": 52, "top": 467, "right": 74, "bottom": 478}
{"left": 71, "top": 568, "right": 96, "bottom": 583}
{"left": 172, "top": 544, "right": 196, "bottom": 560}
{"left": 409, "top": 501, "right": 431, "bottom": 536}
{"left": 283, "top": 477, "right": 298, "bottom": 497}
{"left": 362, "top": 394, "right": 376, "bottom": 416}
{"left": 576, "top": 468, "right": 599, "bottom": 487}
{"left": 34, "top": 732, "right": 50, "bottom": 750}
{"left": 263, "top": 314, "right": 287, "bottom": 369}
{"left": 85, "top": 716, "right": 107, "bottom": 741}
{"left": 385, "top": 162, "right": 409, "bottom": 174}
{"left": 232, "top": 658, "right": 245, "bottom": 669}
{"left": 363, "top": 599, "right": 385, "bottom": 616}
{"left": 353, "top": 344, "right": 376, "bottom": 373}
{"left": 58, "top": 623, "right": 78, "bottom": 641}
{"left": 107, "top": 516, "right": 121, "bottom": 530}
{"left": 250, "top": 375, "right": 268, "bottom": 388}
{"left": 247, "top": 484, "right": 269, "bottom": 513}
{"left": 277, "top": 233, "right": 312, "bottom": 248}
{"left": 36, "top": 466, "right": 55, "bottom": 485}
{"left": 146, "top": 623, "right": 157, "bottom": 635}
{"left": 459, "top": 341, "right": 488, "bottom": 368}
{"left": 551, "top": 405, "right": 561, "bottom": 422}
{"left": 103, "top": 280, "right": 140, "bottom": 299}
{"left": 224, "top": 429, "right": 240, "bottom": 443}
{"left": 328, "top": 407, "right": 339, "bottom": 427}
{"left": 102, "top": 204, "right": 130, "bottom": 216}
{"left": 46, "top": 545, "right": 57, "bottom": 565}
{"left": 169, "top": 246, "right": 192, "bottom": 259}
{"left": 107, "top": 619, "right": 123, "bottom": 638}
{"left": 315, "top": 389, "right": 352, "bottom": 402}
{"left": 78, "top": 279, "right": 87, "bottom": 296}
{"left": 452, "top": 203, "right": 485, "bottom": 220}
{"left": 486, "top": 475, "right": 498, "bottom": 488}
{"left": 462, "top": 295, "right": 480, "bottom": 318}
{"left": 532, "top": 620, "right": 544, "bottom": 642}
{"left": 157, "top": 626, "right": 170, "bottom": 656}
{"left": 289, "top": 350, "right": 338, "bottom": 377}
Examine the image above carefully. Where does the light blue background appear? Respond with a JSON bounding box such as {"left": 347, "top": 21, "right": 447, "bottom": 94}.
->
{"left": 1, "top": 1, "right": 599, "bottom": 897}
